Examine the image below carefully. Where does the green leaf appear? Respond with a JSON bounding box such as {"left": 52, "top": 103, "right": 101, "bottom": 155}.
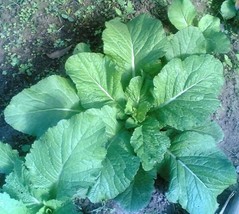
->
{"left": 190, "top": 121, "right": 224, "bottom": 143}
{"left": 3, "top": 163, "right": 43, "bottom": 209}
{"left": 165, "top": 26, "right": 206, "bottom": 60}
{"left": 168, "top": 0, "right": 197, "bottom": 30}
{"left": 131, "top": 118, "right": 170, "bottom": 171}
{"left": 206, "top": 31, "right": 231, "bottom": 53}
{"left": 4, "top": 75, "right": 81, "bottom": 137}
{"left": 0, "top": 192, "right": 29, "bottom": 214}
{"left": 73, "top": 42, "right": 91, "bottom": 55}
{"left": 125, "top": 76, "right": 153, "bottom": 123}
{"left": 25, "top": 110, "right": 108, "bottom": 200}
{"left": 221, "top": 0, "right": 237, "bottom": 19}
{"left": 115, "top": 167, "right": 156, "bottom": 212}
{"left": 103, "top": 14, "right": 167, "bottom": 84}
{"left": 86, "top": 106, "right": 122, "bottom": 138}
{"left": 0, "top": 142, "right": 20, "bottom": 174}
{"left": 160, "top": 131, "right": 237, "bottom": 214}
{"left": 65, "top": 53, "right": 124, "bottom": 109}
{"left": 87, "top": 132, "right": 140, "bottom": 202}
{"left": 198, "top": 15, "right": 221, "bottom": 33}
{"left": 198, "top": 15, "right": 231, "bottom": 53}
{"left": 153, "top": 55, "right": 224, "bottom": 130}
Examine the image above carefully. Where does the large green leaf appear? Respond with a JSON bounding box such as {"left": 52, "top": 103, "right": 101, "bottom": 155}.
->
{"left": 168, "top": 0, "right": 197, "bottom": 30}
{"left": 131, "top": 118, "right": 170, "bottom": 171}
{"left": 4, "top": 75, "right": 81, "bottom": 137}
{"left": 153, "top": 55, "right": 224, "bottom": 130}
{"left": 160, "top": 131, "right": 237, "bottom": 214}
{"left": 0, "top": 142, "right": 21, "bottom": 174}
{"left": 0, "top": 192, "right": 30, "bottom": 214}
{"left": 65, "top": 53, "right": 124, "bottom": 109}
{"left": 115, "top": 167, "right": 156, "bottom": 212}
{"left": 87, "top": 132, "right": 140, "bottom": 202}
{"left": 103, "top": 14, "right": 167, "bottom": 84}
{"left": 125, "top": 76, "right": 153, "bottom": 123}
{"left": 198, "top": 15, "right": 231, "bottom": 53}
{"left": 25, "top": 110, "right": 108, "bottom": 200}
{"left": 165, "top": 26, "right": 206, "bottom": 60}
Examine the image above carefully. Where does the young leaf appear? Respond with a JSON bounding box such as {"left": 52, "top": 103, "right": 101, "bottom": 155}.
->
{"left": 198, "top": 15, "right": 221, "bottom": 33}
{"left": 160, "top": 131, "right": 237, "bottom": 214}
{"left": 0, "top": 142, "right": 21, "bottom": 174}
{"left": 65, "top": 53, "right": 124, "bottom": 109}
{"left": 4, "top": 75, "right": 81, "bottom": 137}
{"left": 3, "top": 164, "right": 43, "bottom": 209}
{"left": 0, "top": 192, "right": 30, "bottom": 214}
{"left": 168, "top": 0, "right": 197, "bottom": 30}
{"left": 85, "top": 106, "right": 122, "bottom": 138}
{"left": 115, "top": 167, "right": 156, "bottom": 212}
{"left": 198, "top": 15, "right": 231, "bottom": 53}
{"left": 153, "top": 55, "right": 224, "bottom": 130}
{"left": 165, "top": 26, "right": 206, "bottom": 60}
{"left": 25, "top": 110, "right": 108, "bottom": 200}
{"left": 87, "top": 132, "right": 140, "bottom": 202}
{"left": 125, "top": 76, "right": 153, "bottom": 123}
{"left": 221, "top": 0, "right": 237, "bottom": 19}
{"left": 103, "top": 14, "right": 167, "bottom": 84}
{"left": 130, "top": 118, "right": 170, "bottom": 171}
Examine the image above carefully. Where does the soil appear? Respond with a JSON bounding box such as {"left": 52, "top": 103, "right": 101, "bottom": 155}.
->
{"left": 0, "top": 0, "right": 239, "bottom": 213}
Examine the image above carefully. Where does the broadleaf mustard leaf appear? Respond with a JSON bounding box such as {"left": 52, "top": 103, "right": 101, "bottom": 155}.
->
{"left": 168, "top": 0, "right": 197, "bottom": 30}
{"left": 87, "top": 132, "right": 140, "bottom": 202}
{"left": 0, "top": 142, "right": 21, "bottom": 174}
{"left": 0, "top": 192, "right": 30, "bottom": 214}
{"left": 103, "top": 14, "right": 167, "bottom": 85}
{"left": 3, "top": 162, "right": 45, "bottom": 212}
{"left": 153, "top": 54, "right": 224, "bottom": 130}
{"left": 165, "top": 26, "right": 206, "bottom": 60}
{"left": 65, "top": 53, "right": 125, "bottom": 109}
{"left": 160, "top": 131, "right": 237, "bottom": 214}
{"left": 198, "top": 14, "right": 221, "bottom": 33}
{"left": 131, "top": 118, "right": 170, "bottom": 171}
{"left": 125, "top": 76, "right": 153, "bottom": 123}
{"left": 25, "top": 110, "right": 108, "bottom": 200}
{"left": 198, "top": 15, "right": 231, "bottom": 53}
{"left": 4, "top": 75, "right": 81, "bottom": 137}
{"left": 115, "top": 167, "right": 156, "bottom": 212}
{"left": 189, "top": 120, "right": 224, "bottom": 143}
{"left": 86, "top": 106, "right": 122, "bottom": 138}
{"left": 203, "top": 31, "right": 231, "bottom": 53}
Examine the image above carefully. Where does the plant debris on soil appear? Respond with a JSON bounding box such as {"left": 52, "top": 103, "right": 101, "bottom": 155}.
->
{"left": 0, "top": 0, "right": 239, "bottom": 213}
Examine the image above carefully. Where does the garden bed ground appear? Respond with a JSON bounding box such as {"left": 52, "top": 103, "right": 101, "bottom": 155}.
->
{"left": 0, "top": 0, "right": 239, "bottom": 213}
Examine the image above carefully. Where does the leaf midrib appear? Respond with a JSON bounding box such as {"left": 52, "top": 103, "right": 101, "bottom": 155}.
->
{"left": 158, "top": 78, "right": 205, "bottom": 108}
{"left": 8, "top": 108, "right": 81, "bottom": 116}
{"left": 166, "top": 150, "right": 208, "bottom": 190}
